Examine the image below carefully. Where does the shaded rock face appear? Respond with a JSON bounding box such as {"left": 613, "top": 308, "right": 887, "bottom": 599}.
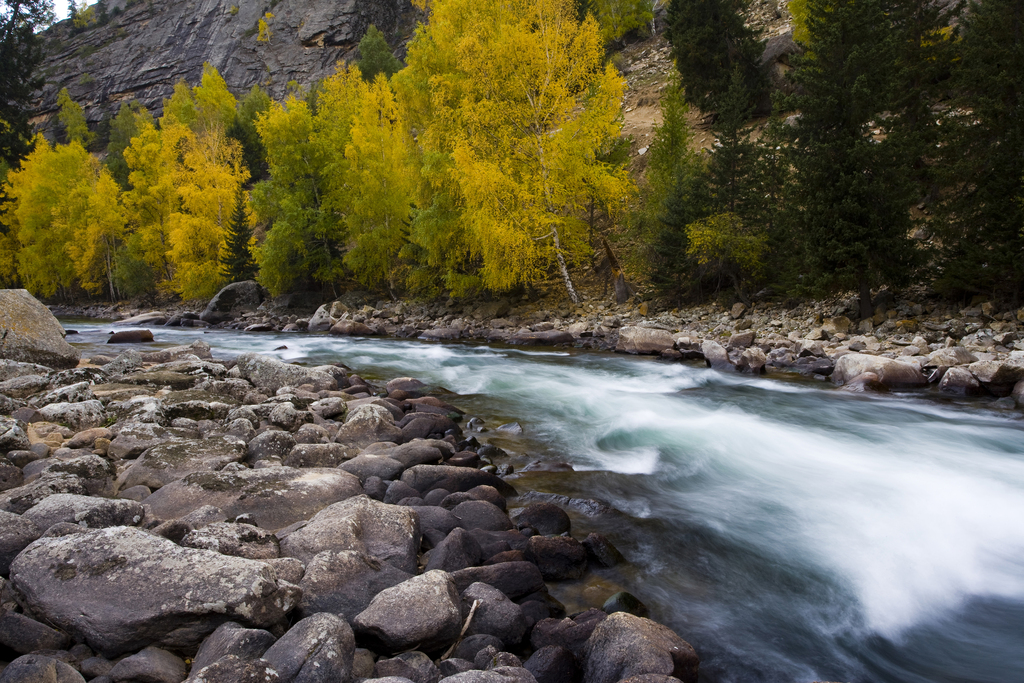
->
{"left": 9, "top": 526, "right": 300, "bottom": 657}
{"left": 201, "top": 281, "right": 264, "bottom": 322}
{"left": 0, "top": 290, "right": 80, "bottom": 369}
{"left": 33, "top": 0, "right": 416, "bottom": 135}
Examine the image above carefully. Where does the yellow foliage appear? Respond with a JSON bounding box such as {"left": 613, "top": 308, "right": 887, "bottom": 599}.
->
{"left": 257, "top": 13, "right": 274, "bottom": 43}
{"left": 685, "top": 212, "right": 766, "bottom": 274}
{"left": 69, "top": 169, "right": 126, "bottom": 296}
{"left": 789, "top": 0, "right": 809, "bottom": 44}
{"left": 123, "top": 118, "right": 180, "bottom": 285}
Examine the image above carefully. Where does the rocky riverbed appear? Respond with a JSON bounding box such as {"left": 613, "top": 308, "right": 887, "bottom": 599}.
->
{"left": 54, "top": 281, "right": 1024, "bottom": 411}
{"left": 1, "top": 288, "right": 701, "bottom": 683}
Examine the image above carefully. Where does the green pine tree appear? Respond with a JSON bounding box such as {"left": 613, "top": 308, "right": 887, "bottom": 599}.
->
{"left": 665, "top": 0, "right": 766, "bottom": 113}
{"left": 221, "top": 188, "right": 258, "bottom": 282}
{"left": 935, "top": 0, "right": 1024, "bottom": 301}
{"left": 226, "top": 85, "right": 272, "bottom": 182}
{"left": 783, "top": 0, "right": 918, "bottom": 320}
{"left": 357, "top": 25, "right": 402, "bottom": 82}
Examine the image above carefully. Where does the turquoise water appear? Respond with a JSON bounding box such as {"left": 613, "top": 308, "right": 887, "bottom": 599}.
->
{"left": 65, "top": 321, "right": 1024, "bottom": 683}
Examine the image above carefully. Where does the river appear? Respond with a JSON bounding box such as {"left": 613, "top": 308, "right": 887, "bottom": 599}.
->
{"left": 64, "top": 320, "right": 1024, "bottom": 683}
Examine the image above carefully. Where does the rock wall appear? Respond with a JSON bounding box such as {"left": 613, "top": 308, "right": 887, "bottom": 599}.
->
{"left": 32, "top": 0, "right": 416, "bottom": 135}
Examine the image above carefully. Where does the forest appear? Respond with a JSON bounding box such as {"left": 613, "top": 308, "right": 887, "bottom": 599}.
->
{"left": 0, "top": 0, "right": 1022, "bottom": 317}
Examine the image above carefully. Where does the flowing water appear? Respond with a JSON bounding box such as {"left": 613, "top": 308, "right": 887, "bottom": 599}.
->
{"left": 65, "top": 321, "right": 1024, "bottom": 683}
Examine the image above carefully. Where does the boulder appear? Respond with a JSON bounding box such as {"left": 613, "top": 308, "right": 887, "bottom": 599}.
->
{"left": 143, "top": 467, "right": 363, "bottom": 532}
{"left": 582, "top": 612, "right": 699, "bottom": 683}
{"left": 107, "top": 329, "right": 154, "bottom": 344}
{"left": 262, "top": 612, "right": 355, "bottom": 683}
{"left": 0, "top": 654, "right": 86, "bottom": 683}
{"left": 450, "top": 562, "right": 545, "bottom": 600}
{"left": 523, "top": 646, "right": 580, "bottom": 683}
{"left": 462, "top": 581, "right": 528, "bottom": 647}
{"left": 531, "top": 609, "right": 607, "bottom": 657}
{"left": 341, "top": 454, "right": 405, "bottom": 483}
{"left": 107, "top": 424, "right": 192, "bottom": 460}
{"left": 298, "top": 550, "right": 412, "bottom": 622}
{"left": 0, "top": 459, "right": 22, "bottom": 492}
{"left": 511, "top": 503, "right": 570, "bottom": 536}
{"left": 37, "top": 400, "right": 106, "bottom": 431}
{"left": 9, "top": 526, "right": 300, "bottom": 657}
{"left": 700, "top": 341, "right": 732, "bottom": 371}
{"left": 246, "top": 430, "right": 296, "bottom": 463}
{"left": 187, "top": 655, "right": 279, "bottom": 683}
{"left": 425, "top": 527, "right": 483, "bottom": 573}
{"left": 180, "top": 522, "right": 281, "bottom": 559}
{"left": 525, "top": 535, "right": 587, "bottom": 581}
{"left": 190, "top": 621, "right": 277, "bottom": 673}
{"left": 114, "top": 311, "right": 167, "bottom": 326}
{"left": 0, "top": 472, "right": 89, "bottom": 515}
{"left": 352, "top": 570, "right": 462, "bottom": 654}
{"left": 615, "top": 327, "right": 676, "bottom": 355}
{"left": 968, "top": 358, "right": 1024, "bottom": 386}
{"left": 453, "top": 499, "right": 514, "bottom": 531}
{"left": 939, "top": 366, "right": 984, "bottom": 396}
{"left": 374, "top": 651, "right": 441, "bottom": 683}
{"left": 279, "top": 495, "right": 420, "bottom": 572}
{"left": 330, "top": 320, "right": 377, "bottom": 336}
{"left": 0, "top": 290, "right": 81, "bottom": 369}
{"left": 22, "top": 494, "right": 144, "bottom": 531}
{"left": 335, "top": 404, "right": 403, "bottom": 448}
{"left": 832, "top": 353, "right": 927, "bottom": 388}
{"left": 284, "top": 442, "right": 351, "bottom": 468}
{"left": 307, "top": 305, "right": 337, "bottom": 332}
{"left": 0, "top": 610, "right": 72, "bottom": 654}
{"left": 116, "top": 436, "right": 247, "bottom": 491}
{"left": 140, "top": 340, "right": 213, "bottom": 364}
{"left": 402, "top": 465, "right": 517, "bottom": 497}
{"left": 0, "top": 416, "right": 30, "bottom": 453}
{"left": 107, "top": 646, "right": 186, "bottom": 683}
{"left": 509, "top": 330, "right": 574, "bottom": 346}
{"left": 234, "top": 353, "right": 337, "bottom": 394}
{"left": 924, "top": 347, "right": 978, "bottom": 368}
{"left": 201, "top": 281, "right": 263, "bottom": 322}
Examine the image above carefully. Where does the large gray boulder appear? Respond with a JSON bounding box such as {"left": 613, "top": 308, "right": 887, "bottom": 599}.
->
{"left": 401, "top": 465, "right": 517, "bottom": 498}
{"left": 0, "top": 416, "right": 30, "bottom": 453}
{"left": 234, "top": 353, "right": 337, "bottom": 394}
{"left": 37, "top": 400, "right": 106, "bottom": 430}
{"left": 262, "top": 612, "right": 355, "bottom": 683}
{"left": 9, "top": 526, "right": 301, "bottom": 657}
{"left": 201, "top": 281, "right": 264, "bottom": 322}
{"left": 832, "top": 353, "right": 927, "bottom": 388}
{"left": 143, "top": 467, "right": 363, "bottom": 531}
{"left": 462, "top": 582, "right": 528, "bottom": 648}
{"left": 0, "top": 509, "right": 40, "bottom": 574}
{"left": 0, "top": 290, "right": 80, "bottom": 369}
{"left": 615, "top": 327, "right": 676, "bottom": 355}
{"left": 279, "top": 494, "right": 420, "bottom": 572}
{"left": 0, "top": 654, "right": 86, "bottom": 682}
{"left": 116, "top": 436, "right": 247, "bottom": 491}
{"left": 352, "top": 570, "right": 462, "bottom": 654}
{"left": 335, "top": 404, "right": 403, "bottom": 448}
{"left": 22, "top": 494, "right": 144, "bottom": 531}
{"left": 190, "top": 621, "right": 277, "bottom": 673}
{"left": 298, "top": 550, "right": 412, "bottom": 621}
{"left": 582, "top": 612, "right": 699, "bottom": 683}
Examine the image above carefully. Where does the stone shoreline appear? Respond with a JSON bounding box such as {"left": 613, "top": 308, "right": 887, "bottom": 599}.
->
{"left": 54, "top": 282, "right": 1024, "bottom": 410}
{"left": 2, "top": 292, "right": 701, "bottom": 683}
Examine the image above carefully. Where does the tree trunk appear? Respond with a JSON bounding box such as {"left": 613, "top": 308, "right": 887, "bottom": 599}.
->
{"left": 551, "top": 229, "right": 580, "bottom": 304}
{"left": 859, "top": 272, "right": 873, "bottom": 321}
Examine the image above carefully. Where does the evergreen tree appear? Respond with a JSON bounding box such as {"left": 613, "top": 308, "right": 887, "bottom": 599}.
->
{"left": 0, "top": 0, "right": 53, "bottom": 166}
{"left": 357, "top": 25, "right": 402, "bottom": 82}
{"left": 784, "top": 0, "right": 917, "bottom": 320}
{"left": 105, "top": 101, "right": 152, "bottom": 189}
{"left": 221, "top": 187, "right": 257, "bottom": 282}
{"left": 665, "top": 0, "right": 766, "bottom": 113}
{"left": 226, "top": 85, "right": 271, "bottom": 182}
{"left": 936, "top": 0, "right": 1024, "bottom": 300}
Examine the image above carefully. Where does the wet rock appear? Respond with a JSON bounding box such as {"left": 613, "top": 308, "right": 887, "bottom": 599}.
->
{"left": 420, "top": 327, "right": 462, "bottom": 340}
{"left": 180, "top": 522, "right": 280, "bottom": 559}
{"left": 525, "top": 535, "right": 587, "bottom": 581}
{"left": 582, "top": 533, "right": 624, "bottom": 568}
{"left": 523, "top": 645, "right": 580, "bottom": 683}
{"left": 425, "top": 527, "right": 483, "bottom": 572}
{"left": 353, "top": 570, "right": 462, "bottom": 654}
{"left": 142, "top": 467, "right": 363, "bottom": 532}
{"left": 373, "top": 651, "right": 441, "bottom": 683}
{"left": 450, "top": 562, "right": 546, "bottom": 600}
{"left": 511, "top": 503, "right": 571, "bottom": 536}
{"left": 531, "top": 609, "right": 607, "bottom": 656}
{"left": 234, "top": 353, "right": 337, "bottom": 394}
{"left": 387, "top": 377, "right": 426, "bottom": 396}
{"left": 582, "top": 612, "right": 699, "bottom": 683}
{"left": 262, "top": 612, "right": 355, "bottom": 683}
{"left": 701, "top": 341, "right": 732, "bottom": 371}
{"left": 832, "top": 353, "right": 926, "bottom": 388}
{"left": 335, "top": 404, "right": 403, "bottom": 449}
{"left": 462, "top": 581, "right": 528, "bottom": 647}
{"left": 279, "top": 495, "right": 420, "bottom": 572}
{"left": 0, "top": 654, "right": 86, "bottom": 682}
{"left": 191, "top": 621, "right": 277, "bottom": 673}
{"left": 939, "top": 366, "right": 984, "bottom": 396}
{"left": 0, "top": 290, "right": 81, "bottom": 369}
{"left": 402, "top": 465, "right": 517, "bottom": 497}
{"left": 0, "top": 610, "right": 72, "bottom": 654}
{"left": 107, "top": 646, "right": 186, "bottom": 683}
{"left": 615, "top": 327, "right": 676, "bottom": 355}
{"left": 116, "top": 436, "right": 247, "bottom": 491}
{"left": 37, "top": 400, "right": 106, "bottom": 431}
{"left": 330, "top": 321, "right": 377, "bottom": 336}
{"left": 298, "top": 549, "right": 412, "bottom": 621}
{"left": 9, "top": 526, "right": 300, "bottom": 657}
{"left": 201, "top": 281, "right": 263, "bottom": 323}
{"left": 107, "top": 329, "right": 155, "bottom": 344}
{"left": 22, "top": 494, "right": 144, "bottom": 531}
{"left": 509, "top": 330, "right": 574, "bottom": 346}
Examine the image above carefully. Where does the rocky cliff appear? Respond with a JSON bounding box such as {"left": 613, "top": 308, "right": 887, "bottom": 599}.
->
{"left": 32, "top": 0, "right": 416, "bottom": 136}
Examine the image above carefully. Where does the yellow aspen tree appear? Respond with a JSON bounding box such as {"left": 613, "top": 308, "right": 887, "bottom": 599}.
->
{"left": 397, "top": 0, "right": 634, "bottom": 302}
{"left": 56, "top": 88, "right": 95, "bottom": 147}
{"left": 343, "top": 74, "right": 417, "bottom": 291}
{"left": 70, "top": 169, "right": 126, "bottom": 299}
{"left": 193, "top": 63, "right": 237, "bottom": 136}
{"left": 2, "top": 135, "right": 94, "bottom": 297}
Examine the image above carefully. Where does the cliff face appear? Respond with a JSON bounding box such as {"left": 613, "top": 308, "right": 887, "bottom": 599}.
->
{"left": 32, "top": 0, "right": 415, "bottom": 135}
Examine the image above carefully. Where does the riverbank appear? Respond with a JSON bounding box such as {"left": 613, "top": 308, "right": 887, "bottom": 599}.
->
{"left": 52, "top": 283, "right": 1024, "bottom": 411}
{"left": 0, "top": 295, "right": 701, "bottom": 683}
